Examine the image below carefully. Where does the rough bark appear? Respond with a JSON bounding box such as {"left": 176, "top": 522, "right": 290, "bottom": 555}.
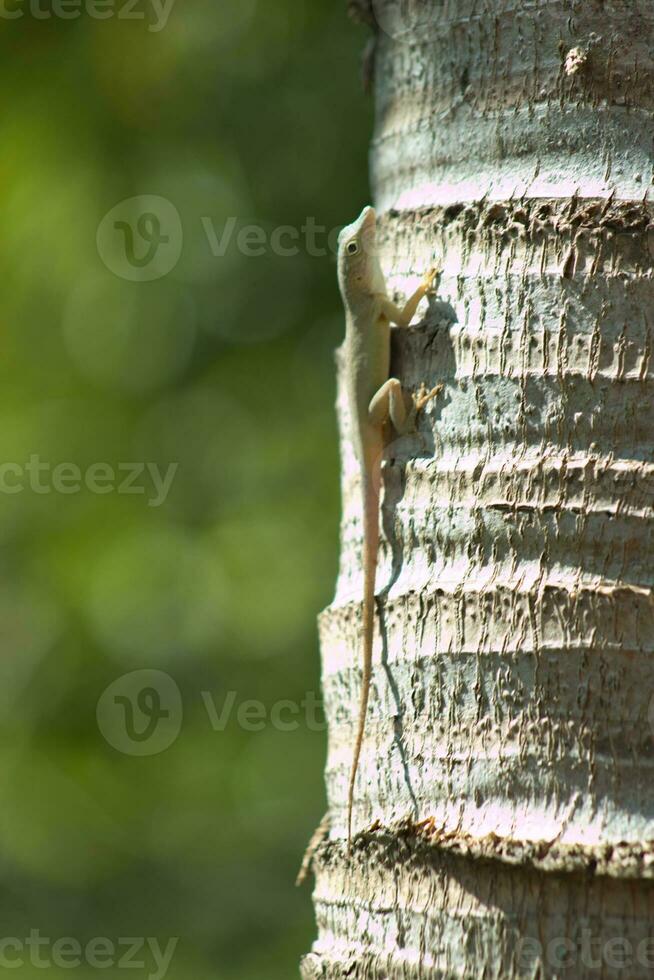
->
{"left": 303, "top": 2, "right": 654, "bottom": 976}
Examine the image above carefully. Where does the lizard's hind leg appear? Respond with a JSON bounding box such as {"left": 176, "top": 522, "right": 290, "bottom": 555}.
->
{"left": 369, "top": 378, "right": 408, "bottom": 433}
{"left": 369, "top": 379, "right": 442, "bottom": 436}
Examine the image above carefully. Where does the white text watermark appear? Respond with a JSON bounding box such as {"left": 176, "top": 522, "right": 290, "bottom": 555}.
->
{"left": 97, "top": 670, "right": 326, "bottom": 756}
{"left": 0, "top": 931, "right": 178, "bottom": 979}
{"left": 0, "top": 456, "right": 177, "bottom": 507}
{"left": 0, "top": 0, "right": 175, "bottom": 31}
{"left": 97, "top": 196, "right": 356, "bottom": 281}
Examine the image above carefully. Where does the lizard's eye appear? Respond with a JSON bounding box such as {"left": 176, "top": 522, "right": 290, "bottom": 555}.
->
{"left": 346, "top": 241, "right": 359, "bottom": 255}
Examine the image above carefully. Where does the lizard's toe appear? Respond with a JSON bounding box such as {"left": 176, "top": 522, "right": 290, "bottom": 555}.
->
{"left": 422, "top": 265, "right": 442, "bottom": 294}
{"left": 414, "top": 383, "right": 443, "bottom": 412}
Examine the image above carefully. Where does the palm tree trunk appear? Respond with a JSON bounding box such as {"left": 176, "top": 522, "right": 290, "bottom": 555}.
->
{"left": 303, "top": 2, "right": 654, "bottom": 976}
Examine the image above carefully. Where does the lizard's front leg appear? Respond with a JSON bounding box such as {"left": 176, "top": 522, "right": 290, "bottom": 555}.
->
{"left": 379, "top": 265, "right": 441, "bottom": 328}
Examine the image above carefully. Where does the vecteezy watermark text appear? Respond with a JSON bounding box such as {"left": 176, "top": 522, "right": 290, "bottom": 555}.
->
{"left": 0, "top": 0, "right": 175, "bottom": 31}
{"left": 0, "top": 931, "right": 178, "bottom": 979}
{"left": 97, "top": 196, "right": 358, "bottom": 281}
{"left": 0, "top": 456, "right": 177, "bottom": 508}
{"left": 201, "top": 689, "right": 326, "bottom": 734}
{"left": 201, "top": 215, "right": 343, "bottom": 259}
{"left": 517, "top": 930, "right": 654, "bottom": 971}
{"left": 97, "top": 670, "right": 326, "bottom": 756}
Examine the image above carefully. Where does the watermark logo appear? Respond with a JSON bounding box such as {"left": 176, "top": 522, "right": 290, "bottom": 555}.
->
{"left": 517, "top": 930, "right": 654, "bottom": 972}
{"left": 0, "top": 456, "right": 177, "bottom": 507}
{"left": 97, "top": 196, "right": 183, "bottom": 282}
{"left": 0, "top": 0, "right": 176, "bottom": 32}
{"left": 97, "top": 670, "right": 183, "bottom": 756}
{"left": 97, "top": 674, "right": 326, "bottom": 754}
{"left": 96, "top": 205, "right": 355, "bottom": 278}
{"left": 0, "top": 931, "right": 178, "bottom": 979}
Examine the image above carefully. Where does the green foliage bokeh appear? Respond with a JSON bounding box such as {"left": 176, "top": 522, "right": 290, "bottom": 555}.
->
{"left": 0, "top": 1, "right": 370, "bottom": 976}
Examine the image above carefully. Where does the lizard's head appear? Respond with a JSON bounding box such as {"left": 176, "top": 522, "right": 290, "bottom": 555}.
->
{"left": 337, "top": 205, "right": 384, "bottom": 304}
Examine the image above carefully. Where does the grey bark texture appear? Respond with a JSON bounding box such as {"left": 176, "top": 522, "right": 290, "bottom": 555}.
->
{"left": 302, "top": 2, "right": 654, "bottom": 976}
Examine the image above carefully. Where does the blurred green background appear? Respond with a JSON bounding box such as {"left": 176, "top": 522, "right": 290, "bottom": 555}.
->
{"left": 0, "top": 2, "right": 370, "bottom": 976}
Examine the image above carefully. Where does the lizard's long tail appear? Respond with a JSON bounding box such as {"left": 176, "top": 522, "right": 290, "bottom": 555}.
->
{"left": 347, "top": 467, "right": 380, "bottom": 851}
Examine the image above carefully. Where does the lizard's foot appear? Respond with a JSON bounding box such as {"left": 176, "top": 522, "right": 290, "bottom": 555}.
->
{"left": 422, "top": 264, "right": 442, "bottom": 295}
{"left": 414, "top": 382, "right": 443, "bottom": 414}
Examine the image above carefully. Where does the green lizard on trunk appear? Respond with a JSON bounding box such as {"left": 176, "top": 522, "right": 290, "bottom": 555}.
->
{"left": 337, "top": 206, "right": 441, "bottom": 849}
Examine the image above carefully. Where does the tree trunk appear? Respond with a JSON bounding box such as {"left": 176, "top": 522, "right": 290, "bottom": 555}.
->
{"left": 303, "top": 2, "right": 654, "bottom": 976}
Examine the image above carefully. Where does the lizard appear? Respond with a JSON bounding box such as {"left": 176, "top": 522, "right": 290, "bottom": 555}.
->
{"left": 337, "top": 205, "right": 441, "bottom": 850}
